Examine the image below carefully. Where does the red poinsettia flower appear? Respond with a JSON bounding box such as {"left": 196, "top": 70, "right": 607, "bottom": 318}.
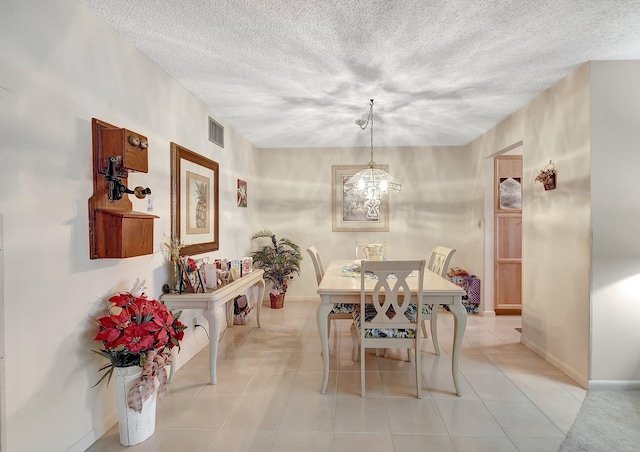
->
{"left": 109, "top": 293, "right": 135, "bottom": 308}
{"left": 93, "top": 289, "right": 187, "bottom": 387}
{"left": 116, "top": 322, "right": 156, "bottom": 353}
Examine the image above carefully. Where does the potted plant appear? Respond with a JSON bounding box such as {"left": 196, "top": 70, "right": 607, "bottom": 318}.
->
{"left": 249, "top": 229, "right": 302, "bottom": 308}
{"left": 93, "top": 279, "right": 186, "bottom": 446}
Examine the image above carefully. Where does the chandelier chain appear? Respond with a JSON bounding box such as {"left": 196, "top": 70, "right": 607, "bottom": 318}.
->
{"left": 369, "top": 100, "right": 374, "bottom": 164}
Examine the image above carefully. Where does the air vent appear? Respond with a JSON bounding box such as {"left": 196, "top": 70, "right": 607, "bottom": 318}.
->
{"left": 208, "top": 117, "right": 224, "bottom": 148}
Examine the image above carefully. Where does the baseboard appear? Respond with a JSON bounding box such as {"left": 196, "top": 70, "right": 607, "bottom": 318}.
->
{"left": 261, "top": 295, "right": 318, "bottom": 303}
{"left": 67, "top": 412, "right": 118, "bottom": 452}
{"left": 293, "top": 296, "right": 321, "bottom": 302}
{"left": 589, "top": 380, "right": 640, "bottom": 390}
{"left": 481, "top": 310, "right": 496, "bottom": 317}
{"left": 173, "top": 324, "right": 211, "bottom": 370}
{"left": 520, "top": 335, "right": 589, "bottom": 389}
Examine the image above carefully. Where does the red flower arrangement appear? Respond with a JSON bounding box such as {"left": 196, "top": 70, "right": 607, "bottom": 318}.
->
{"left": 185, "top": 257, "right": 198, "bottom": 273}
{"left": 93, "top": 286, "right": 186, "bottom": 410}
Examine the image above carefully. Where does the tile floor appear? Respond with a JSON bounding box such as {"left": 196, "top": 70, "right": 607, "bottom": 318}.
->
{"left": 88, "top": 300, "right": 585, "bottom": 451}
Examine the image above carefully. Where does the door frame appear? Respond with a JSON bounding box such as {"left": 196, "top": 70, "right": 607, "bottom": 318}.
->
{"left": 483, "top": 141, "right": 523, "bottom": 317}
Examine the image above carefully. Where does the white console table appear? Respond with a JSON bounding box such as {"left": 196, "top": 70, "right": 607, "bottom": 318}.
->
{"left": 160, "top": 269, "right": 265, "bottom": 384}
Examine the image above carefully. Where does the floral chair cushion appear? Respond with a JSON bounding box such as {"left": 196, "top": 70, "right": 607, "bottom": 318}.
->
{"left": 331, "top": 303, "right": 355, "bottom": 314}
{"left": 420, "top": 303, "right": 432, "bottom": 315}
{"left": 352, "top": 303, "right": 431, "bottom": 338}
{"left": 353, "top": 304, "right": 418, "bottom": 339}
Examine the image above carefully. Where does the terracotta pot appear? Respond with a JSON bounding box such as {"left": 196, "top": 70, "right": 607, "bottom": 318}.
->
{"left": 269, "top": 293, "right": 285, "bottom": 309}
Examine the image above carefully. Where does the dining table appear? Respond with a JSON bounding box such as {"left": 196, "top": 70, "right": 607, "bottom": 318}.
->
{"left": 316, "top": 259, "right": 468, "bottom": 395}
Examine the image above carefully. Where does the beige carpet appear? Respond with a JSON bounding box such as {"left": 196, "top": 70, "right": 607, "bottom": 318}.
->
{"left": 560, "top": 390, "right": 640, "bottom": 451}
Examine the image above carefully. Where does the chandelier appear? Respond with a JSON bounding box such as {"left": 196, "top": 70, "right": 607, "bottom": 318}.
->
{"left": 344, "top": 99, "right": 401, "bottom": 218}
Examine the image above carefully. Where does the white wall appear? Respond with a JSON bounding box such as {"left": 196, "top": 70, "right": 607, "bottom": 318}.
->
{"left": 469, "top": 64, "right": 592, "bottom": 387}
{"left": 0, "top": 0, "right": 258, "bottom": 450}
{"left": 252, "top": 145, "right": 485, "bottom": 301}
{"left": 521, "top": 64, "right": 591, "bottom": 387}
{"left": 590, "top": 61, "right": 640, "bottom": 384}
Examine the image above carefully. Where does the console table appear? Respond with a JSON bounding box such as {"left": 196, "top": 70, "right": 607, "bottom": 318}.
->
{"left": 160, "top": 269, "right": 265, "bottom": 384}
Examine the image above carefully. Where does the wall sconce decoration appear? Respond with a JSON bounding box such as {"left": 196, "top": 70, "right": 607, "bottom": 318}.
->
{"left": 88, "top": 118, "right": 158, "bottom": 259}
{"left": 535, "top": 160, "right": 557, "bottom": 191}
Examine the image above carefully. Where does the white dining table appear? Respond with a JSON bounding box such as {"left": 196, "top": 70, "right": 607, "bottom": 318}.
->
{"left": 316, "top": 259, "right": 467, "bottom": 395}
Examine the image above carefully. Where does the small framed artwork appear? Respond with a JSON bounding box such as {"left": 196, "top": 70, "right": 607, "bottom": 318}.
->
{"left": 170, "top": 142, "right": 219, "bottom": 256}
{"left": 178, "top": 257, "right": 205, "bottom": 293}
{"left": 332, "top": 165, "right": 389, "bottom": 232}
{"left": 242, "top": 257, "right": 253, "bottom": 275}
{"left": 237, "top": 179, "right": 247, "bottom": 207}
{"left": 230, "top": 259, "right": 242, "bottom": 280}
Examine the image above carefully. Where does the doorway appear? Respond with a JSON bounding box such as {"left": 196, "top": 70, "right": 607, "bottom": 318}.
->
{"left": 494, "top": 155, "right": 522, "bottom": 314}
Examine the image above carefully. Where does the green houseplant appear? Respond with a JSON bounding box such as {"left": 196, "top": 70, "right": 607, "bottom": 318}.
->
{"left": 250, "top": 229, "right": 302, "bottom": 308}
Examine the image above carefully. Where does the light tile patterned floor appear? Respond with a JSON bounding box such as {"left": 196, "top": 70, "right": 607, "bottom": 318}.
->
{"left": 88, "top": 300, "right": 585, "bottom": 451}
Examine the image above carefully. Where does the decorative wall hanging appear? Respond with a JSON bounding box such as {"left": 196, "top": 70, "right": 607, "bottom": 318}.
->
{"left": 535, "top": 160, "right": 557, "bottom": 191}
{"left": 88, "top": 118, "right": 158, "bottom": 259}
{"left": 170, "top": 142, "right": 219, "bottom": 256}
{"left": 237, "top": 179, "right": 247, "bottom": 207}
{"left": 332, "top": 165, "right": 389, "bottom": 232}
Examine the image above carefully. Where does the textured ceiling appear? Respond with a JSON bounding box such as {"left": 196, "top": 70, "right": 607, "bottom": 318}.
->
{"left": 79, "top": 0, "right": 640, "bottom": 148}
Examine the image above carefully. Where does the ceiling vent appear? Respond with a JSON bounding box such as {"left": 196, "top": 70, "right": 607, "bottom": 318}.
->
{"left": 208, "top": 117, "right": 224, "bottom": 148}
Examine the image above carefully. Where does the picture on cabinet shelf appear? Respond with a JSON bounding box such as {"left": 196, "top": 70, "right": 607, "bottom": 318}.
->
{"left": 178, "top": 256, "right": 205, "bottom": 294}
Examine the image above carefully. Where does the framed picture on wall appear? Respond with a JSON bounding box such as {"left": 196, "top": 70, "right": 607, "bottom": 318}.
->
{"left": 237, "top": 179, "right": 247, "bottom": 207}
{"left": 331, "top": 165, "right": 389, "bottom": 232}
{"left": 170, "top": 142, "right": 219, "bottom": 256}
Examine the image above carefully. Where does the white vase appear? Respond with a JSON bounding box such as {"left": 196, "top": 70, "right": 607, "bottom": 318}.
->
{"left": 114, "top": 366, "right": 157, "bottom": 446}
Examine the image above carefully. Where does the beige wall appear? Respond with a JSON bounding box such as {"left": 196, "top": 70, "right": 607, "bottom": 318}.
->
{"left": 0, "top": 0, "right": 259, "bottom": 450}
{"left": 469, "top": 64, "right": 592, "bottom": 387}
{"left": 471, "top": 61, "right": 640, "bottom": 388}
{"left": 590, "top": 61, "right": 640, "bottom": 384}
{"left": 252, "top": 145, "right": 486, "bottom": 302}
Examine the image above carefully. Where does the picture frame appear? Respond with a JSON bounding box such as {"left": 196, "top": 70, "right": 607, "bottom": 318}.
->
{"left": 242, "top": 257, "right": 253, "bottom": 275}
{"left": 331, "top": 165, "right": 389, "bottom": 232}
{"left": 237, "top": 179, "right": 247, "bottom": 207}
{"left": 177, "top": 258, "right": 205, "bottom": 294}
{"left": 171, "top": 142, "right": 219, "bottom": 256}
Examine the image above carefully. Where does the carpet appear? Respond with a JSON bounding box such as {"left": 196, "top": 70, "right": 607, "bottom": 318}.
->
{"left": 559, "top": 390, "right": 640, "bottom": 451}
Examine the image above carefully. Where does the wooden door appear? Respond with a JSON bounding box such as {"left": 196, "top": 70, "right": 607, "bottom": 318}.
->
{"left": 494, "top": 156, "right": 522, "bottom": 314}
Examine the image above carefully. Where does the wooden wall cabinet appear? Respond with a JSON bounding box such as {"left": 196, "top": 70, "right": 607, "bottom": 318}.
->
{"left": 88, "top": 118, "right": 158, "bottom": 259}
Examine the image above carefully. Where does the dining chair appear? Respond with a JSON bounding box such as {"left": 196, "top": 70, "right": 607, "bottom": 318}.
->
{"left": 355, "top": 240, "right": 388, "bottom": 260}
{"left": 422, "top": 246, "right": 456, "bottom": 355}
{"left": 306, "top": 246, "right": 358, "bottom": 361}
{"left": 353, "top": 259, "right": 426, "bottom": 398}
